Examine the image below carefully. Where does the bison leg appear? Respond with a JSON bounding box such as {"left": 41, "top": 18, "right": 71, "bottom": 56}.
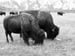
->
{"left": 24, "top": 37, "right": 29, "bottom": 45}
{"left": 22, "top": 33, "right": 29, "bottom": 45}
{"left": 20, "top": 33, "right": 22, "bottom": 38}
{"left": 5, "top": 32, "right": 9, "bottom": 43}
{"left": 9, "top": 33, "right": 14, "bottom": 42}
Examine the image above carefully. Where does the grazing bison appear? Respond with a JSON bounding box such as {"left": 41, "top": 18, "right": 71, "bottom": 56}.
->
{"left": 57, "top": 12, "right": 64, "bottom": 16}
{"left": 3, "top": 13, "right": 45, "bottom": 45}
{"left": 20, "top": 10, "right": 59, "bottom": 40}
{"left": 0, "top": 11, "right": 6, "bottom": 16}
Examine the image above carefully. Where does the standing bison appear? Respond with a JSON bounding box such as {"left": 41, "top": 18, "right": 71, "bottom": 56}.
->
{"left": 3, "top": 13, "right": 45, "bottom": 45}
{"left": 20, "top": 10, "right": 59, "bottom": 40}
{"left": 0, "top": 11, "right": 6, "bottom": 16}
{"left": 10, "top": 12, "right": 18, "bottom": 15}
{"left": 57, "top": 12, "right": 64, "bottom": 16}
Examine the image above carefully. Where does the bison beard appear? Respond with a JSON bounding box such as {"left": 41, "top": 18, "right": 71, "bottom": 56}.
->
{"left": 20, "top": 10, "right": 59, "bottom": 40}
{"left": 3, "top": 13, "right": 45, "bottom": 45}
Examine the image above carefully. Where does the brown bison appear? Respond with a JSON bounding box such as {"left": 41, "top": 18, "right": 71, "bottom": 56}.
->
{"left": 3, "top": 13, "right": 45, "bottom": 45}
{"left": 57, "top": 12, "right": 64, "bottom": 16}
{"left": 0, "top": 11, "right": 6, "bottom": 16}
{"left": 20, "top": 10, "right": 59, "bottom": 40}
{"left": 10, "top": 12, "right": 18, "bottom": 15}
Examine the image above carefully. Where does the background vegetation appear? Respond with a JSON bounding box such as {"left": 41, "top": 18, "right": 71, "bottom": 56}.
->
{"left": 0, "top": 0, "right": 75, "bottom": 12}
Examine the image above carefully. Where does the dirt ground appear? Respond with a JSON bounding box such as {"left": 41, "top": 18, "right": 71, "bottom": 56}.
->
{"left": 0, "top": 13, "right": 75, "bottom": 56}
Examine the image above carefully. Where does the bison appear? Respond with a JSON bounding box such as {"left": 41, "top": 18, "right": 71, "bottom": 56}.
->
{"left": 3, "top": 13, "right": 45, "bottom": 45}
{"left": 0, "top": 11, "right": 6, "bottom": 16}
{"left": 20, "top": 10, "right": 59, "bottom": 40}
{"left": 10, "top": 12, "right": 18, "bottom": 15}
{"left": 57, "top": 12, "right": 64, "bottom": 16}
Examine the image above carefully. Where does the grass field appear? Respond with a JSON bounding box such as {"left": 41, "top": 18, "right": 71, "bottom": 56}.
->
{"left": 0, "top": 13, "right": 75, "bottom": 56}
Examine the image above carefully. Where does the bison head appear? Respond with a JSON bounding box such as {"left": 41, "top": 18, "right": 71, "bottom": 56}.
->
{"left": 47, "top": 26, "right": 59, "bottom": 40}
{"left": 33, "top": 29, "right": 45, "bottom": 45}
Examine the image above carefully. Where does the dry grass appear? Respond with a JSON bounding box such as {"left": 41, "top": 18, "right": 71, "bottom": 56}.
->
{"left": 0, "top": 13, "right": 75, "bottom": 56}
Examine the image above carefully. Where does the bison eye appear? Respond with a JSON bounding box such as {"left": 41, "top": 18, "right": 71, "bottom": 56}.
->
{"left": 52, "top": 28, "right": 55, "bottom": 32}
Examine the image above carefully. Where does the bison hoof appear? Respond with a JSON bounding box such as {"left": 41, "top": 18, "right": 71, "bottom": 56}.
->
{"left": 11, "top": 39, "right": 14, "bottom": 42}
{"left": 7, "top": 41, "right": 9, "bottom": 43}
